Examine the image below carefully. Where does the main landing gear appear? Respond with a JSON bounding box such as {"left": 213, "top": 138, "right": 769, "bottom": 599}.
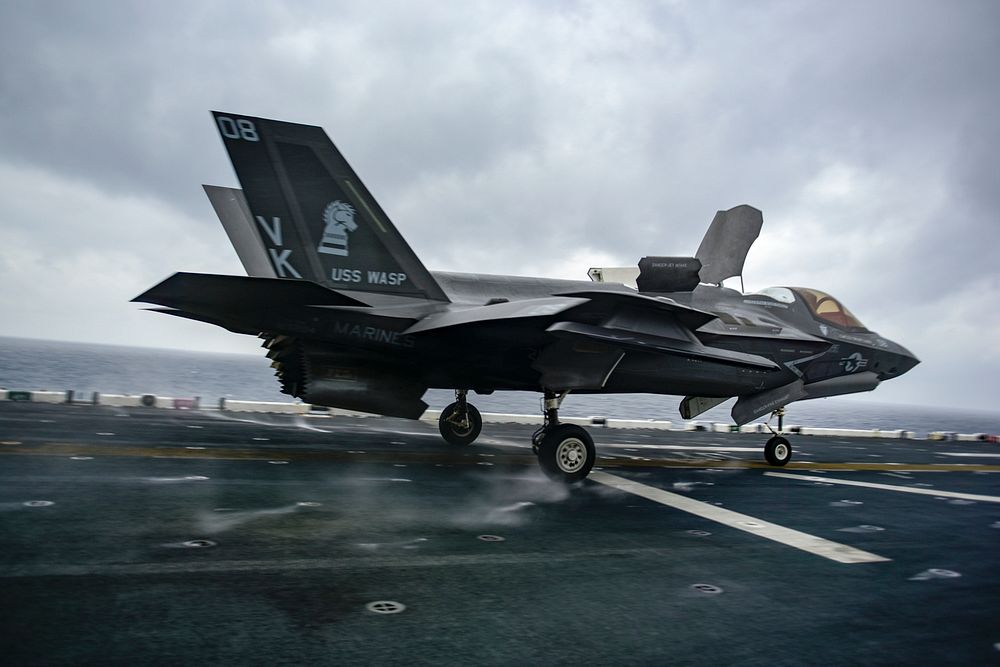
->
{"left": 436, "top": 389, "right": 597, "bottom": 483}
{"left": 439, "top": 390, "right": 483, "bottom": 446}
{"left": 531, "top": 391, "right": 596, "bottom": 483}
{"left": 763, "top": 407, "right": 792, "bottom": 466}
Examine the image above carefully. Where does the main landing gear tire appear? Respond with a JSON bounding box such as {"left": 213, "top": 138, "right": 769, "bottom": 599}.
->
{"left": 439, "top": 402, "right": 482, "bottom": 446}
{"left": 537, "top": 424, "right": 596, "bottom": 483}
{"left": 764, "top": 435, "right": 792, "bottom": 466}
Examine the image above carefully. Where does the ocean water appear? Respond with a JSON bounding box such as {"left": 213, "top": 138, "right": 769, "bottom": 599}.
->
{"left": 1, "top": 336, "right": 997, "bottom": 436}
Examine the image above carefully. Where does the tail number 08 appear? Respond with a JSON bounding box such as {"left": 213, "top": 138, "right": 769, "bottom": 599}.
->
{"left": 216, "top": 116, "right": 259, "bottom": 142}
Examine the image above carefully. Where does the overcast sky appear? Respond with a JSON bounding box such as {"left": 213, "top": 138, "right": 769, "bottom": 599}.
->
{"left": 1, "top": 1, "right": 998, "bottom": 411}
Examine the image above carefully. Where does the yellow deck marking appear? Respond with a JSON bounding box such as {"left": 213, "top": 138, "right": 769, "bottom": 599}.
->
{"left": 2, "top": 442, "right": 999, "bottom": 473}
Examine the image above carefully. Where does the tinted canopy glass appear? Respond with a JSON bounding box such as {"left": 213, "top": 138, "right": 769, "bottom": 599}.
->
{"left": 790, "top": 287, "right": 868, "bottom": 331}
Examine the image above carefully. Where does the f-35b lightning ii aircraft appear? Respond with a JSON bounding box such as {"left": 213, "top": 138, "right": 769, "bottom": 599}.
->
{"left": 134, "top": 112, "right": 919, "bottom": 482}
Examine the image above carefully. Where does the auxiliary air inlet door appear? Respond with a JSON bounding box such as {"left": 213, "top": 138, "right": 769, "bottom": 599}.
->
{"left": 695, "top": 205, "right": 763, "bottom": 285}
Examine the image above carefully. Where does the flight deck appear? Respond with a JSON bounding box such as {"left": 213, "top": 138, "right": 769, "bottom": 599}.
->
{"left": 1, "top": 401, "right": 998, "bottom": 665}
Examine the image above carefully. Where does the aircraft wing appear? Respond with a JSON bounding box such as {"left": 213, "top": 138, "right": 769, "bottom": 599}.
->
{"left": 546, "top": 322, "right": 777, "bottom": 369}
{"left": 554, "top": 290, "right": 718, "bottom": 330}
{"left": 402, "top": 297, "right": 590, "bottom": 334}
{"left": 541, "top": 291, "right": 777, "bottom": 387}
{"left": 399, "top": 287, "right": 778, "bottom": 389}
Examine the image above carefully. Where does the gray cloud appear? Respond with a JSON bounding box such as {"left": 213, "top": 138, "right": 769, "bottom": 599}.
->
{"left": 1, "top": 0, "right": 998, "bottom": 409}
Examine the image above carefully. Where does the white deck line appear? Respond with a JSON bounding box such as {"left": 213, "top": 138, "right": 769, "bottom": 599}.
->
{"left": 590, "top": 471, "right": 889, "bottom": 564}
{"left": 764, "top": 472, "right": 1000, "bottom": 503}
{"left": 936, "top": 453, "right": 1000, "bottom": 458}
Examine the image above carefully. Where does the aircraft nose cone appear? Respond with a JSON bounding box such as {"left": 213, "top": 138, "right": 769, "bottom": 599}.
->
{"left": 895, "top": 353, "right": 920, "bottom": 376}
{"left": 879, "top": 343, "right": 919, "bottom": 380}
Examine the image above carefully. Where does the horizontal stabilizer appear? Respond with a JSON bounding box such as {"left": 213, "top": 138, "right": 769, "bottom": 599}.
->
{"left": 548, "top": 322, "right": 779, "bottom": 370}
{"left": 133, "top": 272, "right": 369, "bottom": 313}
{"left": 143, "top": 307, "right": 259, "bottom": 335}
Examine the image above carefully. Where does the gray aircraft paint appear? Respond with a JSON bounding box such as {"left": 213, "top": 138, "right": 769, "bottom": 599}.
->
{"left": 695, "top": 206, "right": 763, "bottom": 285}
{"left": 136, "top": 112, "right": 919, "bottom": 436}
{"left": 210, "top": 112, "right": 448, "bottom": 301}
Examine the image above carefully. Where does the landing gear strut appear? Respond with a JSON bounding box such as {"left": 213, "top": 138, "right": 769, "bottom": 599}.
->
{"left": 439, "top": 390, "right": 482, "bottom": 446}
{"left": 436, "top": 389, "right": 596, "bottom": 482}
{"left": 531, "top": 391, "right": 596, "bottom": 483}
{"left": 763, "top": 407, "right": 792, "bottom": 466}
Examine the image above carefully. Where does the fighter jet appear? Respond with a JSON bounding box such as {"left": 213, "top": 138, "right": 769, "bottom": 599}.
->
{"left": 133, "top": 112, "right": 919, "bottom": 482}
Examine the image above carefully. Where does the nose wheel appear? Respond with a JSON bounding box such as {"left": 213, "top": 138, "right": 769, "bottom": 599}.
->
{"left": 764, "top": 435, "right": 792, "bottom": 466}
{"left": 762, "top": 408, "right": 792, "bottom": 466}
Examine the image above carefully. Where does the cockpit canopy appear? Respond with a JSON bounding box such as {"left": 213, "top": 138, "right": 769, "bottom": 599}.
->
{"left": 755, "top": 286, "right": 869, "bottom": 332}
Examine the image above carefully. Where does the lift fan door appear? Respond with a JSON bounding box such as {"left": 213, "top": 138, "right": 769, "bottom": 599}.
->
{"left": 695, "top": 205, "right": 763, "bottom": 285}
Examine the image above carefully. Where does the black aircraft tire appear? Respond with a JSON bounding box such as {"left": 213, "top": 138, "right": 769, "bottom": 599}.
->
{"left": 764, "top": 435, "right": 792, "bottom": 466}
{"left": 438, "top": 402, "right": 482, "bottom": 446}
{"left": 537, "top": 424, "right": 596, "bottom": 483}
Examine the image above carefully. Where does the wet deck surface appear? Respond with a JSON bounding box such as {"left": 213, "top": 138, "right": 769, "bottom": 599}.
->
{"left": 1, "top": 402, "right": 999, "bottom": 665}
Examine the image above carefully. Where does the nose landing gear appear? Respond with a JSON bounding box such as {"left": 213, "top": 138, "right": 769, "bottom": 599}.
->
{"left": 764, "top": 435, "right": 792, "bottom": 466}
{"left": 763, "top": 407, "right": 792, "bottom": 466}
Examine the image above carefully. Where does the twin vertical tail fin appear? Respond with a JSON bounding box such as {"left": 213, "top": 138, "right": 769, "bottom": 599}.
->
{"left": 210, "top": 111, "right": 449, "bottom": 302}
